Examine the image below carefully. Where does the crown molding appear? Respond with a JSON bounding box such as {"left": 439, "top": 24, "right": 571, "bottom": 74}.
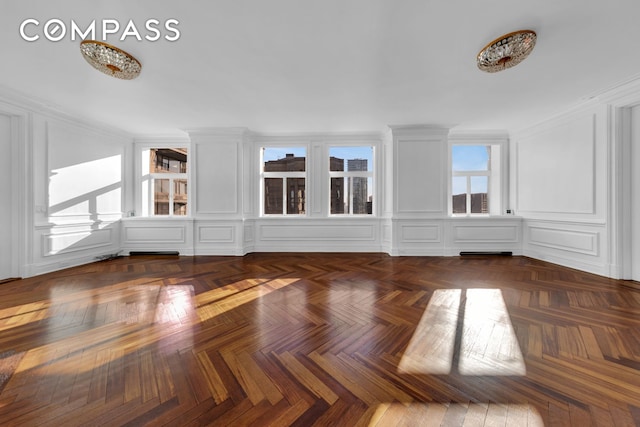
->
{"left": 133, "top": 136, "right": 191, "bottom": 146}
{"left": 583, "top": 72, "right": 640, "bottom": 107}
{"left": 186, "top": 127, "right": 250, "bottom": 137}
{"left": 0, "top": 84, "right": 133, "bottom": 141}
{"left": 448, "top": 129, "right": 510, "bottom": 142}
{"left": 249, "top": 130, "right": 385, "bottom": 141}
{"left": 388, "top": 124, "right": 451, "bottom": 139}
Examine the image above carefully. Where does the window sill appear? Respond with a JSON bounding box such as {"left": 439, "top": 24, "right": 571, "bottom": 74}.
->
{"left": 121, "top": 216, "right": 193, "bottom": 221}
{"left": 258, "top": 215, "right": 377, "bottom": 219}
{"left": 448, "top": 214, "right": 520, "bottom": 219}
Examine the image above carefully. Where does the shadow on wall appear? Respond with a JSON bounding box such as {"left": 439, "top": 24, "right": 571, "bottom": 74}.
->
{"left": 38, "top": 151, "right": 124, "bottom": 263}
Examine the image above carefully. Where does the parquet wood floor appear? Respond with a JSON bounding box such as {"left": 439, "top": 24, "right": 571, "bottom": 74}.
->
{"left": 0, "top": 253, "right": 639, "bottom": 426}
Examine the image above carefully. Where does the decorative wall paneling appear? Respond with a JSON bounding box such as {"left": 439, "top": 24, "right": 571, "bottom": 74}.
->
{"left": 121, "top": 218, "right": 195, "bottom": 256}
{"left": 391, "top": 218, "right": 522, "bottom": 256}
{"left": 629, "top": 105, "right": 640, "bottom": 281}
{"left": 9, "top": 72, "right": 640, "bottom": 279}
{"left": 26, "top": 114, "right": 129, "bottom": 276}
{"left": 195, "top": 220, "right": 246, "bottom": 255}
{"left": 512, "top": 104, "right": 617, "bottom": 277}
{"left": 253, "top": 218, "right": 383, "bottom": 253}
{"left": 0, "top": 103, "right": 27, "bottom": 280}
{"left": 390, "top": 126, "right": 448, "bottom": 218}
{"left": 522, "top": 219, "right": 608, "bottom": 276}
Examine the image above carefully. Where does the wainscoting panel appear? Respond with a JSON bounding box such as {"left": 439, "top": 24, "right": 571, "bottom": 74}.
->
{"left": 120, "top": 219, "right": 194, "bottom": 255}
{"left": 391, "top": 219, "right": 444, "bottom": 256}
{"left": 260, "top": 224, "right": 375, "bottom": 241}
{"left": 28, "top": 221, "right": 122, "bottom": 277}
{"left": 445, "top": 218, "right": 522, "bottom": 256}
{"left": 400, "top": 224, "right": 441, "bottom": 242}
{"left": 392, "top": 218, "right": 522, "bottom": 256}
{"left": 44, "top": 227, "right": 113, "bottom": 256}
{"left": 125, "top": 226, "right": 185, "bottom": 243}
{"left": 198, "top": 225, "right": 234, "bottom": 243}
{"left": 253, "top": 219, "right": 382, "bottom": 252}
{"left": 194, "top": 220, "right": 245, "bottom": 255}
{"left": 452, "top": 224, "right": 519, "bottom": 243}
{"left": 523, "top": 219, "right": 607, "bottom": 276}
{"left": 528, "top": 225, "right": 598, "bottom": 255}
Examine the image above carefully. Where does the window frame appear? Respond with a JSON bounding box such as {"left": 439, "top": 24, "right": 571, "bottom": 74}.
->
{"left": 135, "top": 141, "right": 191, "bottom": 218}
{"left": 260, "top": 146, "right": 308, "bottom": 216}
{"left": 448, "top": 138, "right": 507, "bottom": 217}
{"left": 328, "top": 144, "right": 375, "bottom": 216}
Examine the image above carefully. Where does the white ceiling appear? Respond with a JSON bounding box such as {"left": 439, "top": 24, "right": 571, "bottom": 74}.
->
{"left": 2, "top": 0, "right": 640, "bottom": 136}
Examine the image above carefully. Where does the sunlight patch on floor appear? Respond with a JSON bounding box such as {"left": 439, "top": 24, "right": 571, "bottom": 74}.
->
{"left": 460, "top": 288, "right": 526, "bottom": 376}
{"left": 398, "top": 289, "right": 460, "bottom": 375}
{"left": 367, "top": 402, "right": 544, "bottom": 426}
{"left": 398, "top": 288, "right": 526, "bottom": 376}
{"left": 195, "top": 278, "right": 299, "bottom": 322}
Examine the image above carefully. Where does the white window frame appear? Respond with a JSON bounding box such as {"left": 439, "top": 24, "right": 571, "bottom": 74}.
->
{"left": 260, "top": 146, "right": 308, "bottom": 216}
{"left": 135, "top": 142, "right": 191, "bottom": 217}
{"left": 448, "top": 139, "right": 507, "bottom": 216}
{"left": 149, "top": 173, "right": 188, "bottom": 217}
{"left": 328, "top": 145, "right": 375, "bottom": 216}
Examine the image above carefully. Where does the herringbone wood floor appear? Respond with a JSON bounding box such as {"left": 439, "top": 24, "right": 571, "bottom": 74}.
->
{"left": 0, "top": 254, "right": 639, "bottom": 426}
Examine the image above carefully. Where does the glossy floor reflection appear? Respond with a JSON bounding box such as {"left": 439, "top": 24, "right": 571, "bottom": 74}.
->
{"left": 399, "top": 288, "right": 525, "bottom": 376}
{"left": 0, "top": 254, "right": 638, "bottom": 426}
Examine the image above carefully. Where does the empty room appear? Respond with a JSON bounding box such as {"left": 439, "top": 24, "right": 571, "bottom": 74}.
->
{"left": 0, "top": 1, "right": 639, "bottom": 426}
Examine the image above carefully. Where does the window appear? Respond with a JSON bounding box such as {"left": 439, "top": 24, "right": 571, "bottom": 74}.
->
{"left": 451, "top": 144, "right": 502, "bottom": 215}
{"left": 262, "top": 147, "right": 306, "bottom": 215}
{"left": 329, "top": 146, "right": 374, "bottom": 215}
{"left": 148, "top": 148, "right": 188, "bottom": 216}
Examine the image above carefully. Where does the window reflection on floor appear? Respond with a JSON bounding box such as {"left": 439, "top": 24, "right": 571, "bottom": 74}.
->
{"left": 398, "top": 288, "right": 525, "bottom": 376}
{"left": 398, "top": 289, "right": 460, "bottom": 375}
{"left": 368, "top": 402, "right": 544, "bottom": 426}
{"left": 460, "top": 288, "right": 526, "bottom": 376}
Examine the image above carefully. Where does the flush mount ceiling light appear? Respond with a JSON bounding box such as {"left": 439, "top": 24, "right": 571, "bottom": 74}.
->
{"left": 80, "top": 40, "right": 142, "bottom": 80}
{"left": 477, "top": 30, "right": 536, "bottom": 73}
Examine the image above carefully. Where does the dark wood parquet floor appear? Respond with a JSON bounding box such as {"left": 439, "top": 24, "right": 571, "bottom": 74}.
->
{"left": 0, "top": 253, "right": 639, "bottom": 426}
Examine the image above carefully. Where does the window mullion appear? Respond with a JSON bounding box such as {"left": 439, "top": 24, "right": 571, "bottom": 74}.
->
{"left": 168, "top": 178, "right": 174, "bottom": 216}
{"left": 349, "top": 176, "right": 354, "bottom": 214}
{"left": 149, "top": 177, "right": 154, "bottom": 216}
{"left": 282, "top": 177, "right": 287, "bottom": 215}
{"left": 466, "top": 175, "right": 471, "bottom": 215}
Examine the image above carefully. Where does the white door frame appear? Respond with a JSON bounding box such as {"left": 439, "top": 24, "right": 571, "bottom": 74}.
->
{"left": 0, "top": 103, "right": 28, "bottom": 280}
{"left": 630, "top": 106, "right": 640, "bottom": 281}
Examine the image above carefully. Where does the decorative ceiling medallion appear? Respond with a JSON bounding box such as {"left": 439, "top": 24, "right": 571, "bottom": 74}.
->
{"left": 477, "top": 30, "right": 536, "bottom": 73}
{"left": 80, "top": 40, "right": 142, "bottom": 80}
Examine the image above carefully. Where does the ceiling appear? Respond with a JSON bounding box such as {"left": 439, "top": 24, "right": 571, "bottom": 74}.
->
{"left": 2, "top": 0, "right": 640, "bottom": 136}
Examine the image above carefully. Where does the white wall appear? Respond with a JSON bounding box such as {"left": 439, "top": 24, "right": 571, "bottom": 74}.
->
{"left": 121, "top": 127, "right": 522, "bottom": 257}
{"left": 389, "top": 126, "right": 521, "bottom": 256}
{"left": 123, "top": 130, "right": 248, "bottom": 256}
{"left": 27, "top": 113, "right": 130, "bottom": 276}
{"left": 0, "top": 88, "right": 133, "bottom": 278}
{"left": 251, "top": 132, "right": 387, "bottom": 253}
{"left": 0, "top": 100, "right": 28, "bottom": 279}
{"left": 0, "top": 113, "right": 12, "bottom": 280}
{"left": 512, "top": 104, "right": 613, "bottom": 276}
{"left": 2, "top": 99, "right": 624, "bottom": 279}
{"left": 390, "top": 126, "right": 447, "bottom": 255}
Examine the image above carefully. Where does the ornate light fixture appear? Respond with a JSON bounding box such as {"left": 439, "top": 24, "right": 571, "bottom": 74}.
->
{"left": 80, "top": 40, "right": 142, "bottom": 80}
{"left": 477, "top": 30, "right": 536, "bottom": 73}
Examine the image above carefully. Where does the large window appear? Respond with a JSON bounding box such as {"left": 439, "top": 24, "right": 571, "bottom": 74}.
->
{"left": 262, "top": 147, "right": 306, "bottom": 215}
{"left": 329, "top": 146, "right": 374, "bottom": 215}
{"left": 451, "top": 144, "right": 502, "bottom": 215}
{"left": 149, "top": 148, "right": 188, "bottom": 216}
